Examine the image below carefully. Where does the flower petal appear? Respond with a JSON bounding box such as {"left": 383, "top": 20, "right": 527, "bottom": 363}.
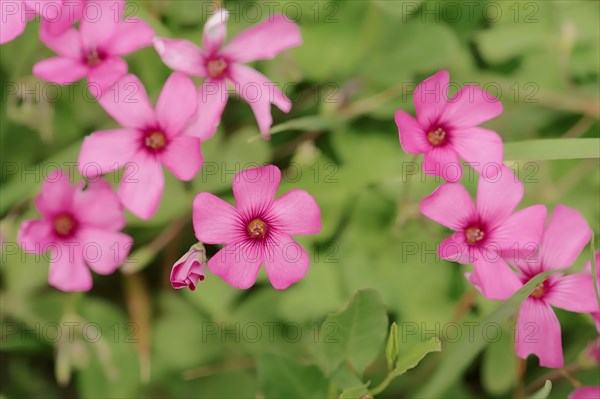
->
{"left": 422, "top": 147, "right": 462, "bottom": 182}
{"left": 203, "top": 8, "right": 228, "bottom": 55}
{"left": 569, "top": 387, "right": 600, "bottom": 399}
{"left": 545, "top": 273, "right": 598, "bottom": 313}
{"left": 228, "top": 63, "right": 291, "bottom": 137}
{"left": 153, "top": 36, "right": 206, "bottom": 76}
{"left": 208, "top": 242, "right": 263, "bottom": 289}
{"left": 222, "top": 14, "right": 302, "bottom": 62}
{"left": 87, "top": 57, "right": 128, "bottom": 99}
{"left": 419, "top": 183, "right": 476, "bottom": 231}
{"left": 117, "top": 152, "right": 164, "bottom": 220}
{"left": 78, "top": 129, "right": 140, "bottom": 177}
{"left": 18, "top": 220, "right": 55, "bottom": 254}
{"left": 0, "top": 4, "right": 27, "bottom": 44}
{"left": 473, "top": 257, "right": 523, "bottom": 300}
{"left": 516, "top": 298, "right": 563, "bottom": 368}
{"left": 268, "top": 189, "right": 321, "bottom": 236}
{"left": 48, "top": 244, "right": 93, "bottom": 291}
{"left": 442, "top": 85, "right": 503, "bottom": 128}
{"left": 78, "top": 228, "right": 132, "bottom": 275}
{"left": 451, "top": 127, "right": 504, "bottom": 178}
{"left": 183, "top": 80, "right": 228, "bottom": 140}
{"left": 476, "top": 165, "right": 523, "bottom": 226}
{"left": 98, "top": 74, "right": 155, "bottom": 130}
{"left": 414, "top": 70, "right": 450, "bottom": 128}
{"left": 79, "top": 0, "right": 123, "bottom": 50}
{"left": 35, "top": 169, "right": 75, "bottom": 217}
{"left": 72, "top": 178, "right": 126, "bottom": 231}
{"left": 263, "top": 232, "right": 310, "bottom": 289}
{"left": 193, "top": 192, "right": 244, "bottom": 244}
{"left": 107, "top": 18, "right": 154, "bottom": 56}
{"left": 39, "top": 25, "right": 82, "bottom": 58}
{"left": 233, "top": 165, "right": 281, "bottom": 215}
{"left": 395, "top": 109, "right": 429, "bottom": 154}
{"left": 438, "top": 234, "right": 475, "bottom": 264}
{"left": 156, "top": 72, "right": 198, "bottom": 135}
{"left": 159, "top": 135, "right": 203, "bottom": 181}
{"left": 33, "top": 57, "right": 89, "bottom": 84}
{"left": 541, "top": 205, "right": 592, "bottom": 270}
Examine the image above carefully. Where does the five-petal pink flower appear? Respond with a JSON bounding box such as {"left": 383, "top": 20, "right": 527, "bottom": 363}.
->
{"left": 18, "top": 169, "right": 132, "bottom": 291}
{"left": 78, "top": 72, "right": 203, "bottom": 220}
{"left": 420, "top": 166, "right": 547, "bottom": 300}
{"left": 395, "top": 70, "right": 504, "bottom": 182}
{"left": 33, "top": 0, "right": 154, "bottom": 94}
{"left": 193, "top": 165, "right": 321, "bottom": 289}
{"left": 153, "top": 9, "right": 301, "bottom": 139}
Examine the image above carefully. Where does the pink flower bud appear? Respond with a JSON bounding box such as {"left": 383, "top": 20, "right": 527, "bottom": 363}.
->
{"left": 170, "top": 243, "right": 206, "bottom": 291}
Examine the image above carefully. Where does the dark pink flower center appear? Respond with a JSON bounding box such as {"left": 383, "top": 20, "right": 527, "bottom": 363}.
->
{"left": 145, "top": 131, "right": 167, "bottom": 151}
{"left": 85, "top": 49, "right": 105, "bottom": 67}
{"left": 206, "top": 57, "right": 228, "bottom": 79}
{"left": 247, "top": 218, "right": 268, "bottom": 239}
{"left": 465, "top": 226, "right": 485, "bottom": 244}
{"left": 427, "top": 127, "right": 447, "bottom": 146}
{"left": 53, "top": 214, "right": 77, "bottom": 237}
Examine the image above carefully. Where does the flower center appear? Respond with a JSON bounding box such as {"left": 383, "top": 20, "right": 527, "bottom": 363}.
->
{"left": 465, "top": 227, "right": 485, "bottom": 244}
{"left": 207, "top": 58, "right": 228, "bottom": 79}
{"left": 247, "top": 218, "right": 268, "bottom": 239}
{"left": 86, "top": 49, "right": 103, "bottom": 67}
{"left": 530, "top": 283, "right": 545, "bottom": 298}
{"left": 427, "top": 127, "right": 447, "bottom": 146}
{"left": 54, "top": 214, "right": 76, "bottom": 237}
{"left": 145, "top": 131, "right": 167, "bottom": 150}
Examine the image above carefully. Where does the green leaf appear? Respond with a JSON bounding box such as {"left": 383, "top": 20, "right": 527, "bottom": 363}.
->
{"left": 385, "top": 322, "right": 399, "bottom": 370}
{"left": 528, "top": 380, "right": 553, "bottom": 399}
{"left": 340, "top": 384, "right": 371, "bottom": 399}
{"left": 482, "top": 327, "right": 518, "bottom": 395}
{"left": 393, "top": 336, "right": 441, "bottom": 377}
{"left": 315, "top": 289, "right": 389, "bottom": 376}
{"left": 415, "top": 271, "right": 553, "bottom": 398}
{"left": 257, "top": 353, "right": 329, "bottom": 399}
{"left": 505, "top": 138, "right": 600, "bottom": 161}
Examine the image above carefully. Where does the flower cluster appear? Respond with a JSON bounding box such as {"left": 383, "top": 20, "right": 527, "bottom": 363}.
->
{"left": 396, "top": 70, "right": 599, "bottom": 368}
{"left": 10, "top": 5, "right": 321, "bottom": 291}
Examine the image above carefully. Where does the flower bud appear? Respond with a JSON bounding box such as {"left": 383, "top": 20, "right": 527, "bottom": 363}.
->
{"left": 170, "top": 243, "right": 206, "bottom": 291}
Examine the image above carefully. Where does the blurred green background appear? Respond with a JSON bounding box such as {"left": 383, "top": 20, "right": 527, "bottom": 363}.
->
{"left": 1, "top": 0, "right": 599, "bottom": 398}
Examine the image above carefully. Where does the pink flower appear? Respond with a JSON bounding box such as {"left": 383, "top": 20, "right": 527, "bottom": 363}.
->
{"left": 78, "top": 72, "right": 203, "bottom": 220}
{"left": 193, "top": 165, "right": 321, "bottom": 289}
{"left": 17, "top": 170, "right": 132, "bottom": 291}
{"left": 32, "top": 0, "right": 154, "bottom": 94}
{"left": 586, "top": 338, "right": 600, "bottom": 363}
{"left": 569, "top": 387, "right": 600, "bottom": 399}
{"left": 467, "top": 205, "right": 595, "bottom": 368}
{"left": 171, "top": 243, "right": 207, "bottom": 291}
{"left": 584, "top": 250, "right": 600, "bottom": 331}
{"left": 153, "top": 9, "right": 301, "bottom": 139}
{"left": 420, "top": 166, "right": 547, "bottom": 300}
{"left": 0, "top": 0, "right": 83, "bottom": 45}
{"left": 395, "top": 70, "right": 504, "bottom": 182}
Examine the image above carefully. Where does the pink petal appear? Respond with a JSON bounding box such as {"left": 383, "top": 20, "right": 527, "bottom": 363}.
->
{"left": 413, "top": 70, "right": 450, "bottom": 128}
{"left": 153, "top": 36, "right": 207, "bottom": 76}
{"left": 79, "top": 0, "right": 122, "bottom": 50}
{"left": 0, "top": 3, "right": 27, "bottom": 44}
{"left": 98, "top": 74, "right": 155, "bottom": 130}
{"left": 451, "top": 127, "right": 504, "bottom": 178}
{"left": 183, "top": 80, "right": 228, "bottom": 140}
{"left": 395, "top": 109, "right": 429, "bottom": 154}
{"left": 156, "top": 72, "right": 198, "bottom": 136}
{"left": 72, "top": 178, "right": 126, "bottom": 231}
{"left": 233, "top": 165, "right": 281, "bottom": 215}
{"left": 541, "top": 205, "right": 592, "bottom": 270}
{"left": 268, "top": 189, "right": 322, "bottom": 236}
{"left": 473, "top": 257, "right": 523, "bottom": 300}
{"left": 203, "top": 8, "right": 228, "bottom": 55}
{"left": 222, "top": 14, "right": 302, "bottom": 62}
{"left": 476, "top": 165, "right": 523, "bottom": 226}
{"left": 516, "top": 298, "right": 563, "bottom": 368}
{"left": 48, "top": 245, "right": 93, "bottom": 291}
{"left": 87, "top": 57, "right": 128, "bottom": 98}
{"left": 159, "top": 135, "right": 203, "bottom": 181}
{"left": 419, "top": 183, "right": 476, "bottom": 231}
{"left": 35, "top": 169, "right": 75, "bottom": 217}
{"left": 545, "top": 273, "right": 598, "bottom": 313}
{"left": 442, "top": 85, "right": 503, "bottom": 128}
{"left": 33, "top": 57, "right": 89, "bottom": 84}
{"left": 569, "top": 387, "right": 600, "bottom": 399}
{"left": 228, "top": 63, "right": 291, "bottom": 137}
{"left": 78, "top": 129, "right": 140, "bottom": 177}
{"left": 263, "top": 232, "right": 310, "bottom": 289}
{"left": 18, "top": 220, "right": 55, "bottom": 254}
{"left": 78, "top": 228, "right": 132, "bottom": 275}
{"left": 117, "top": 152, "right": 164, "bottom": 220}
{"left": 106, "top": 18, "right": 154, "bottom": 56}
{"left": 438, "top": 234, "right": 475, "bottom": 264}
{"left": 38, "top": 0, "right": 82, "bottom": 36}
{"left": 422, "top": 147, "right": 462, "bottom": 182}
{"left": 39, "top": 25, "right": 82, "bottom": 58}
{"left": 208, "top": 242, "right": 263, "bottom": 289}
{"left": 193, "top": 192, "right": 244, "bottom": 244}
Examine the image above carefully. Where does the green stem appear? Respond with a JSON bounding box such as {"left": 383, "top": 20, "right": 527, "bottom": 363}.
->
{"left": 369, "top": 370, "right": 398, "bottom": 396}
